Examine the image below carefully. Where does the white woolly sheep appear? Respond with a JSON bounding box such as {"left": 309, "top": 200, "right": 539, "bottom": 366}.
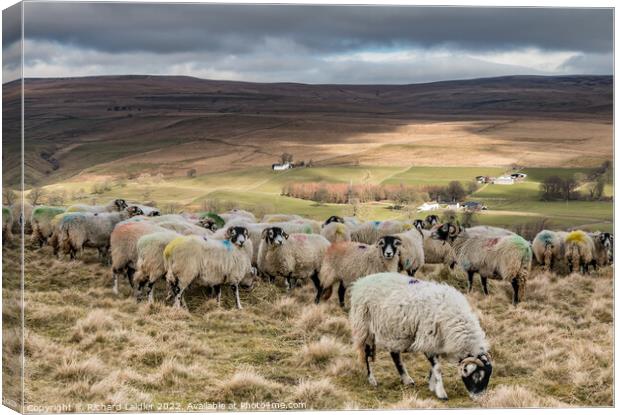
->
{"left": 257, "top": 227, "right": 330, "bottom": 290}
{"left": 564, "top": 230, "right": 595, "bottom": 274}
{"left": 220, "top": 209, "right": 257, "bottom": 223}
{"left": 349, "top": 272, "right": 492, "bottom": 400}
{"left": 133, "top": 230, "right": 180, "bottom": 302}
{"left": 392, "top": 228, "right": 425, "bottom": 276}
{"left": 421, "top": 229, "right": 457, "bottom": 268}
{"left": 320, "top": 222, "right": 351, "bottom": 243}
{"left": 110, "top": 220, "right": 167, "bottom": 295}
{"left": 11, "top": 201, "right": 33, "bottom": 234}
{"left": 589, "top": 231, "right": 613, "bottom": 268}
{"left": 30, "top": 206, "right": 66, "bottom": 248}
{"left": 350, "top": 220, "right": 411, "bottom": 244}
{"left": 57, "top": 206, "right": 143, "bottom": 263}
{"left": 432, "top": 223, "right": 532, "bottom": 304}
{"left": 164, "top": 226, "right": 254, "bottom": 309}
{"left": 317, "top": 236, "right": 402, "bottom": 307}
{"left": 532, "top": 230, "right": 565, "bottom": 271}
{"left": 66, "top": 198, "right": 128, "bottom": 214}
{"left": 262, "top": 213, "right": 303, "bottom": 223}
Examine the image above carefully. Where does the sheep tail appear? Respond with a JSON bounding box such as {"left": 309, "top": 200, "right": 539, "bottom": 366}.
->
{"left": 349, "top": 301, "right": 372, "bottom": 366}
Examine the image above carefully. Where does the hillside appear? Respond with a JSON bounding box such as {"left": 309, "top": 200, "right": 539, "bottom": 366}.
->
{"left": 2, "top": 75, "right": 613, "bottom": 187}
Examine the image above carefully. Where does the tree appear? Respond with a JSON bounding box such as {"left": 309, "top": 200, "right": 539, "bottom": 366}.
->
{"left": 561, "top": 176, "right": 578, "bottom": 201}
{"left": 540, "top": 176, "right": 563, "bottom": 200}
{"left": 27, "top": 187, "right": 45, "bottom": 205}
{"left": 466, "top": 180, "right": 479, "bottom": 194}
{"left": 3, "top": 188, "right": 16, "bottom": 206}
{"left": 444, "top": 181, "right": 466, "bottom": 203}
{"left": 280, "top": 152, "right": 293, "bottom": 164}
{"left": 186, "top": 168, "right": 197, "bottom": 178}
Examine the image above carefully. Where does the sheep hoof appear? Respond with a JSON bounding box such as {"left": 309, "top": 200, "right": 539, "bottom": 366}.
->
{"left": 368, "top": 374, "right": 378, "bottom": 387}
{"left": 401, "top": 376, "right": 415, "bottom": 386}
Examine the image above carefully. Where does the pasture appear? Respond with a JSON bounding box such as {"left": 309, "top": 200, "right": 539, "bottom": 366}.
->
{"left": 3, "top": 242, "right": 612, "bottom": 410}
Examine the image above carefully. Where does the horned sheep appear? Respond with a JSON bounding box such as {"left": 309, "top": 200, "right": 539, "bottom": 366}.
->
{"left": 257, "top": 227, "right": 330, "bottom": 290}
{"left": 316, "top": 236, "right": 402, "bottom": 307}
{"left": 349, "top": 272, "right": 492, "bottom": 400}
{"left": 392, "top": 228, "right": 425, "bottom": 276}
{"left": 589, "top": 232, "right": 613, "bottom": 268}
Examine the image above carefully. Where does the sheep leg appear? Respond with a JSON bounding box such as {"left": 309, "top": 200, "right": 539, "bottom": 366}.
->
{"left": 126, "top": 267, "right": 136, "bottom": 288}
{"left": 365, "top": 343, "right": 377, "bottom": 387}
{"left": 425, "top": 354, "right": 448, "bottom": 400}
{"left": 285, "top": 275, "right": 293, "bottom": 292}
{"left": 214, "top": 284, "right": 222, "bottom": 306}
{"left": 390, "top": 352, "right": 414, "bottom": 386}
{"left": 467, "top": 271, "right": 475, "bottom": 292}
{"left": 338, "top": 282, "right": 346, "bottom": 308}
{"left": 135, "top": 279, "right": 148, "bottom": 302}
{"left": 147, "top": 282, "right": 155, "bottom": 303}
{"left": 112, "top": 274, "right": 119, "bottom": 295}
{"left": 481, "top": 276, "right": 489, "bottom": 295}
{"left": 233, "top": 284, "right": 242, "bottom": 309}
{"left": 511, "top": 277, "right": 520, "bottom": 305}
{"left": 311, "top": 272, "right": 323, "bottom": 304}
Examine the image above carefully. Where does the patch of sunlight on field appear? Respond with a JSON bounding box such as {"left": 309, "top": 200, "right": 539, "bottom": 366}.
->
{"left": 382, "top": 166, "right": 506, "bottom": 186}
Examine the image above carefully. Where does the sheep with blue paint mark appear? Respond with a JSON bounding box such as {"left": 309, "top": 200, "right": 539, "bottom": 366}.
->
{"left": 30, "top": 206, "right": 66, "bottom": 248}
{"left": 532, "top": 230, "right": 565, "bottom": 271}
{"left": 349, "top": 272, "right": 492, "bottom": 400}
{"left": 432, "top": 223, "right": 532, "bottom": 304}
{"left": 351, "top": 220, "right": 411, "bottom": 244}
{"left": 257, "top": 227, "right": 330, "bottom": 290}
{"left": 164, "top": 226, "right": 255, "bottom": 309}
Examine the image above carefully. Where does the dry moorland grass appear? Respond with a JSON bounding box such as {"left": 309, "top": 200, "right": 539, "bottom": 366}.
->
{"left": 2, "top": 243, "right": 613, "bottom": 411}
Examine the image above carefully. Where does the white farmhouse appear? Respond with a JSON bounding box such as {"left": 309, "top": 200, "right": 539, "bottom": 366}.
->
{"left": 272, "top": 162, "right": 292, "bottom": 171}
{"left": 493, "top": 176, "right": 514, "bottom": 185}
{"left": 418, "top": 201, "right": 440, "bottom": 212}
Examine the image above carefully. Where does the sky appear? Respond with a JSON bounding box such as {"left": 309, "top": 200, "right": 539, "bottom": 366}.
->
{"left": 2, "top": 2, "right": 614, "bottom": 84}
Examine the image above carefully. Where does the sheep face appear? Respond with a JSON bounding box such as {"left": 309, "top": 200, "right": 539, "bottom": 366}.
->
{"left": 431, "top": 222, "right": 461, "bottom": 242}
{"left": 227, "top": 226, "right": 249, "bottom": 247}
{"left": 126, "top": 206, "right": 144, "bottom": 217}
{"left": 114, "top": 199, "right": 128, "bottom": 211}
{"left": 147, "top": 210, "right": 160, "bottom": 217}
{"left": 413, "top": 219, "right": 424, "bottom": 230}
{"left": 377, "top": 236, "right": 402, "bottom": 259}
{"left": 324, "top": 215, "right": 345, "bottom": 226}
{"left": 425, "top": 215, "right": 439, "bottom": 227}
{"left": 459, "top": 353, "right": 493, "bottom": 398}
{"left": 262, "top": 226, "right": 288, "bottom": 246}
{"left": 198, "top": 218, "right": 218, "bottom": 231}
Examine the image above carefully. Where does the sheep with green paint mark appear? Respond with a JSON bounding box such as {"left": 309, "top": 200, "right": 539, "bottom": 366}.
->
{"left": 30, "top": 206, "right": 66, "bottom": 248}
{"left": 2, "top": 206, "right": 13, "bottom": 244}
{"left": 432, "top": 223, "right": 532, "bottom": 304}
{"left": 164, "top": 226, "right": 255, "bottom": 309}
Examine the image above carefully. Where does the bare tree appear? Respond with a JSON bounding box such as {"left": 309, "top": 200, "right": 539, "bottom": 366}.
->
{"left": 27, "top": 187, "right": 46, "bottom": 205}
{"left": 186, "top": 168, "right": 197, "bottom": 178}
{"left": 3, "top": 188, "right": 17, "bottom": 206}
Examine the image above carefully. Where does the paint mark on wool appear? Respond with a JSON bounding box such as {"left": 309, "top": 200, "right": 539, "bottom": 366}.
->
{"left": 357, "top": 244, "right": 368, "bottom": 250}
{"left": 303, "top": 225, "right": 312, "bottom": 234}
{"left": 566, "top": 230, "right": 587, "bottom": 244}
{"left": 484, "top": 238, "right": 499, "bottom": 248}
{"left": 537, "top": 231, "right": 555, "bottom": 244}
{"left": 164, "top": 236, "right": 186, "bottom": 259}
{"left": 405, "top": 258, "right": 411, "bottom": 268}
{"left": 372, "top": 221, "right": 381, "bottom": 228}
{"left": 408, "top": 279, "right": 420, "bottom": 285}
{"left": 221, "top": 239, "right": 233, "bottom": 252}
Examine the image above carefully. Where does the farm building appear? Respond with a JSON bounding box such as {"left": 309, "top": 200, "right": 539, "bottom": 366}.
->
{"left": 511, "top": 173, "right": 527, "bottom": 181}
{"left": 493, "top": 176, "right": 514, "bottom": 185}
{"left": 417, "top": 201, "right": 440, "bottom": 212}
{"left": 272, "top": 162, "right": 292, "bottom": 171}
{"left": 462, "top": 201, "right": 487, "bottom": 211}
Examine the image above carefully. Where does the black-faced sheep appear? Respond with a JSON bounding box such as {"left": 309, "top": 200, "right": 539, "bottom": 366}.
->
{"left": 66, "top": 199, "right": 128, "bottom": 214}
{"left": 316, "top": 236, "right": 402, "bottom": 307}
{"left": 589, "top": 231, "right": 613, "bottom": 268}
{"left": 349, "top": 272, "right": 492, "bottom": 400}
{"left": 392, "top": 228, "right": 425, "bottom": 277}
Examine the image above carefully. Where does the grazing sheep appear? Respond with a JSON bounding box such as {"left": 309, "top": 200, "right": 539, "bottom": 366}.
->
{"left": 413, "top": 219, "right": 425, "bottom": 230}
{"left": 425, "top": 215, "right": 439, "bottom": 229}
{"left": 30, "top": 206, "right": 66, "bottom": 248}
{"left": 589, "top": 232, "right": 613, "bottom": 268}
{"left": 324, "top": 215, "right": 345, "bottom": 226}
{"left": 349, "top": 272, "right": 492, "bottom": 400}
{"left": 164, "top": 226, "right": 254, "bottom": 309}
{"left": 257, "top": 227, "right": 330, "bottom": 290}
{"left": 134, "top": 230, "right": 180, "bottom": 302}
{"left": 66, "top": 198, "right": 128, "bottom": 213}
{"left": 110, "top": 220, "right": 166, "bottom": 295}
{"left": 351, "top": 220, "right": 411, "bottom": 244}
{"left": 532, "top": 230, "right": 564, "bottom": 271}
{"left": 564, "top": 230, "right": 595, "bottom": 274}
{"left": 392, "top": 228, "right": 425, "bottom": 277}
{"left": 317, "top": 236, "right": 402, "bottom": 307}
{"left": 262, "top": 213, "right": 303, "bottom": 223}
{"left": 57, "top": 206, "right": 143, "bottom": 263}
{"left": 11, "top": 201, "right": 33, "bottom": 234}
{"left": 130, "top": 204, "right": 160, "bottom": 217}
{"left": 320, "top": 222, "right": 351, "bottom": 243}
{"left": 198, "top": 212, "right": 226, "bottom": 229}
{"left": 432, "top": 223, "right": 532, "bottom": 304}
{"left": 2, "top": 206, "right": 13, "bottom": 244}
{"left": 421, "top": 229, "right": 457, "bottom": 268}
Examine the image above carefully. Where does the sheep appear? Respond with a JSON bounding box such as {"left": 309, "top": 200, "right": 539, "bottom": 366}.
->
{"left": 349, "top": 272, "right": 492, "bottom": 400}
{"left": 198, "top": 212, "right": 226, "bottom": 229}
{"left": 110, "top": 220, "right": 167, "bottom": 295}
{"left": 30, "top": 206, "right": 66, "bottom": 248}
{"left": 564, "top": 230, "right": 595, "bottom": 274}
{"left": 589, "top": 231, "right": 613, "bottom": 268}
{"left": 262, "top": 213, "right": 303, "bottom": 223}
{"left": 2, "top": 206, "right": 13, "bottom": 245}
{"left": 130, "top": 204, "right": 160, "bottom": 217}
{"left": 133, "top": 230, "right": 180, "bottom": 302}
{"left": 66, "top": 198, "right": 128, "bottom": 214}
{"left": 219, "top": 208, "right": 257, "bottom": 223}
{"left": 257, "top": 227, "right": 330, "bottom": 290}
{"left": 57, "top": 206, "right": 143, "bottom": 263}
{"left": 432, "top": 223, "right": 532, "bottom": 304}
{"left": 425, "top": 214, "right": 439, "bottom": 229}
{"left": 316, "top": 236, "right": 403, "bottom": 307}
{"left": 320, "top": 222, "right": 351, "bottom": 243}
{"left": 11, "top": 201, "right": 33, "bottom": 234}
{"left": 392, "top": 228, "right": 425, "bottom": 277}
{"left": 413, "top": 219, "right": 425, "bottom": 230}
{"left": 421, "top": 229, "right": 457, "bottom": 268}
{"left": 157, "top": 220, "right": 213, "bottom": 237}
{"left": 324, "top": 215, "right": 345, "bottom": 226}
{"left": 532, "top": 230, "right": 565, "bottom": 271}
{"left": 350, "top": 220, "right": 411, "bottom": 244}
{"left": 164, "top": 226, "right": 254, "bottom": 309}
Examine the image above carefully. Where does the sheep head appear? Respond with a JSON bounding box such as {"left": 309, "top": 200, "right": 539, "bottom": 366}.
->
{"left": 377, "top": 236, "right": 402, "bottom": 259}
{"left": 226, "top": 226, "right": 249, "bottom": 247}
{"left": 114, "top": 199, "right": 128, "bottom": 211}
{"left": 262, "top": 226, "right": 288, "bottom": 246}
{"left": 459, "top": 352, "right": 492, "bottom": 398}
{"left": 324, "top": 215, "right": 345, "bottom": 226}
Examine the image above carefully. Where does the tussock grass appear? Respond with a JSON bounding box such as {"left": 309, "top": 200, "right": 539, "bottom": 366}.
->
{"left": 8, "top": 243, "right": 614, "bottom": 410}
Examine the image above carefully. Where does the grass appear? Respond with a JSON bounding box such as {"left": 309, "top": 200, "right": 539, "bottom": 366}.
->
{"left": 4, "top": 241, "right": 612, "bottom": 411}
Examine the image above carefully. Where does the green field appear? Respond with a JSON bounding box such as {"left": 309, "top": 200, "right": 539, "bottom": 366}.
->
{"left": 38, "top": 165, "right": 612, "bottom": 232}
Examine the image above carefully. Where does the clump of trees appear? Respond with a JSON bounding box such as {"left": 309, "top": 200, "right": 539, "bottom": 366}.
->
{"left": 540, "top": 160, "right": 612, "bottom": 201}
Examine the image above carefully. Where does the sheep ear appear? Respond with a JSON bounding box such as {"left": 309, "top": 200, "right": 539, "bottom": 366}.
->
{"left": 377, "top": 238, "right": 386, "bottom": 247}
{"left": 261, "top": 228, "right": 269, "bottom": 239}
{"left": 243, "top": 228, "right": 249, "bottom": 237}
{"left": 283, "top": 232, "right": 289, "bottom": 239}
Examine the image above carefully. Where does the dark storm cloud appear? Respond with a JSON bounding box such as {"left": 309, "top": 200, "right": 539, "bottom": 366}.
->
{"left": 19, "top": 3, "right": 613, "bottom": 55}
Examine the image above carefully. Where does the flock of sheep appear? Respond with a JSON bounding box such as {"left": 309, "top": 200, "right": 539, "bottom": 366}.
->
{"left": 1, "top": 198, "right": 614, "bottom": 401}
